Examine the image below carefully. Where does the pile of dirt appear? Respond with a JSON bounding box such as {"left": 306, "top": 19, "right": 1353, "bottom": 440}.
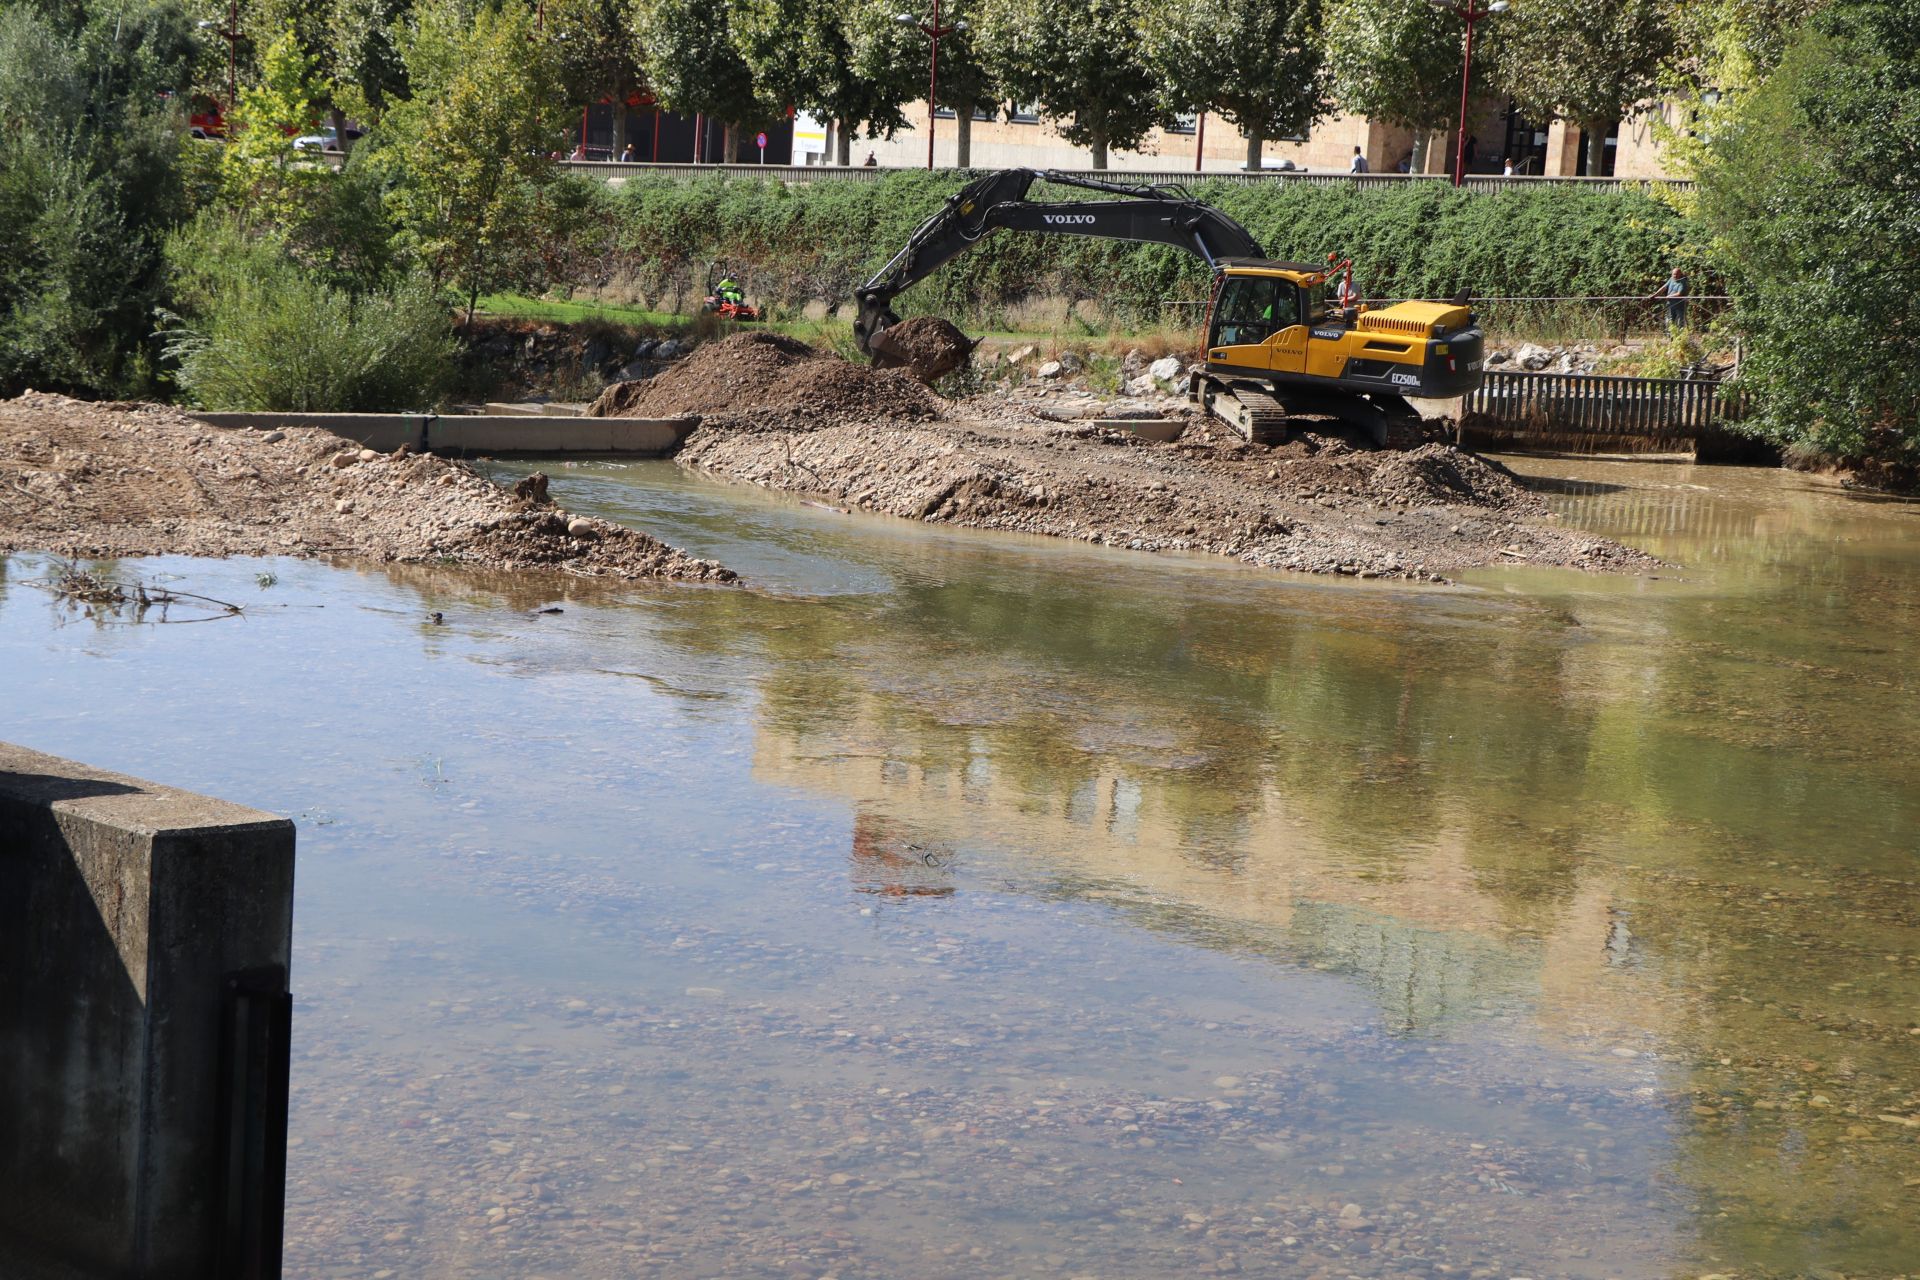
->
{"left": 677, "top": 407, "right": 1657, "bottom": 582}
{"left": 591, "top": 331, "right": 940, "bottom": 431}
{"left": 0, "top": 393, "right": 735, "bottom": 583}
{"left": 872, "top": 316, "right": 977, "bottom": 384}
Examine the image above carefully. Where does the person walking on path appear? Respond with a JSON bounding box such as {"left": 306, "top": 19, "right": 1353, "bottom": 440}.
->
{"left": 1349, "top": 145, "right": 1369, "bottom": 174}
{"left": 1650, "top": 266, "right": 1689, "bottom": 330}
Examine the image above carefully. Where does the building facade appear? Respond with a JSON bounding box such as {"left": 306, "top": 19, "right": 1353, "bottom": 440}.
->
{"left": 855, "top": 98, "right": 1687, "bottom": 178}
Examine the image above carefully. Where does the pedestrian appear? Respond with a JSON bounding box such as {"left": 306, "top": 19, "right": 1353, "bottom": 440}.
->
{"left": 619, "top": 142, "right": 635, "bottom": 162}
{"left": 863, "top": 150, "right": 878, "bottom": 167}
{"left": 1649, "top": 266, "right": 1689, "bottom": 330}
{"left": 1396, "top": 152, "right": 1412, "bottom": 174}
{"left": 1502, "top": 156, "right": 1515, "bottom": 177}
{"left": 1349, "top": 145, "right": 1369, "bottom": 175}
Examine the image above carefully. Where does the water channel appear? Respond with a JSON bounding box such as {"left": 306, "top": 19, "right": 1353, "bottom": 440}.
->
{"left": 3, "top": 455, "right": 1917, "bottom": 1279}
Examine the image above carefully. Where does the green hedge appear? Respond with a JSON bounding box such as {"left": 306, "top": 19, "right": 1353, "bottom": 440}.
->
{"left": 603, "top": 172, "right": 1708, "bottom": 331}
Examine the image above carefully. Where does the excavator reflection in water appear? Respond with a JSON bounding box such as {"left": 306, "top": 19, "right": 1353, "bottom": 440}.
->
{"left": 849, "top": 810, "right": 958, "bottom": 898}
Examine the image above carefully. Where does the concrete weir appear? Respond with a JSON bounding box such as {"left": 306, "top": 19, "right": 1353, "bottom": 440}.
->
{"left": 0, "top": 744, "right": 295, "bottom": 1279}
{"left": 190, "top": 410, "right": 699, "bottom": 456}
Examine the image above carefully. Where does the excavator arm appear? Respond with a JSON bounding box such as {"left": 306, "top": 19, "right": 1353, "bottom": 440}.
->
{"left": 853, "top": 168, "right": 1264, "bottom": 355}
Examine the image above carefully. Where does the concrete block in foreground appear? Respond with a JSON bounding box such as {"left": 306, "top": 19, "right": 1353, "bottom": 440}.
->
{"left": 0, "top": 743, "right": 295, "bottom": 1280}
{"left": 189, "top": 410, "right": 699, "bottom": 456}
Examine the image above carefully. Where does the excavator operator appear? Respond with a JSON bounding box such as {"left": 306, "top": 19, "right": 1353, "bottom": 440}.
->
{"left": 1214, "top": 277, "right": 1299, "bottom": 347}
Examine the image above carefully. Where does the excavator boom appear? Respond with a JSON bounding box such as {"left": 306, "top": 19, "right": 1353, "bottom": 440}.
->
{"left": 854, "top": 169, "right": 1262, "bottom": 353}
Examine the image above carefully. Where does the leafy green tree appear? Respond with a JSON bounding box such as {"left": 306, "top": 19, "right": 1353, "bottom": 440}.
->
{"left": 975, "top": 0, "right": 1170, "bottom": 169}
{"left": 1323, "top": 0, "right": 1489, "bottom": 172}
{"left": 327, "top": 0, "right": 412, "bottom": 126}
{"left": 220, "top": 22, "right": 332, "bottom": 226}
{"left": 545, "top": 0, "right": 647, "bottom": 156}
{"left": 0, "top": 0, "right": 200, "bottom": 396}
{"left": 1143, "top": 0, "right": 1327, "bottom": 172}
{"left": 1491, "top": 0, "right": 1676, "bottom": 175}
{"left": 849, "top": 0, "right": 999, "bottom": 167}
{"left": 734, "top": 0, "right": 917, "bottom": 164}
{"left": 630, "top": 0, "right": 771, "bottom": 153}
{"left": 381, "top": 0, "right": 564, "bottom": 322}
{"left": 1696, "top": 0, "right": 1920, "bottom": 473}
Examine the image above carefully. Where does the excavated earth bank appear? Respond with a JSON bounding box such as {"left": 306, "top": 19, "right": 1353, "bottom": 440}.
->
{"left": 620, "top": 335, "right": 1654, "bottom": 581}
{"left": 0, "top": 393, "right": 734, "bottom": 582}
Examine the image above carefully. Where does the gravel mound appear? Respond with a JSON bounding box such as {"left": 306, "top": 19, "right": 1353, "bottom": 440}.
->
{"left": 0, "top": 393, "right": 735, "bottom": 583}
{"left": 594, "top": 332, "right": 939, "bottom": 431}
{"left": 1366, "top": 444, "right": 1530, "bottom": 509}
{"left": 678, "top": 410, "right": 1658, "bottom": 582}
{"left": 873, "top": 316, "right": 977, "bottom": 383}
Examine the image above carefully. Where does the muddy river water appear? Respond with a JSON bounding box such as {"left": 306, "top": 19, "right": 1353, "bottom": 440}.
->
{"left": 3, "top": 455, "right": 1917, "bottom": 1279}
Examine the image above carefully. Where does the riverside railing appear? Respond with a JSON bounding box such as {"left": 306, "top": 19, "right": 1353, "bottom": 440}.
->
{"left": 1463, "top": 370, "right": 1745, "bottom": 440}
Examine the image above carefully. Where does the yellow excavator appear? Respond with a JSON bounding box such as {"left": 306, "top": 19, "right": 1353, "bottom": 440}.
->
{"left": 854, "top": 169, "right": 1485, "bottom": 446}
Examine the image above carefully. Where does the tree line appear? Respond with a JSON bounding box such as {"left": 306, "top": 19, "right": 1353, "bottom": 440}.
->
{"left": 0, "top": 0, "right": 1914, "bottom": 475}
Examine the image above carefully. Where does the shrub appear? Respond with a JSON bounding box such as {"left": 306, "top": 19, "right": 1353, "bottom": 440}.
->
{"left": 600, "top": 171, "right": 1706, "bottom": 334}
{"left": 163, "top": 215, "right": 457, "bottom": 411}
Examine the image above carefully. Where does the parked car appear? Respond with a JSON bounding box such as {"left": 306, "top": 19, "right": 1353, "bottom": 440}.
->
{"left": 291, "top": 126, "right": 364, "bottom": 152}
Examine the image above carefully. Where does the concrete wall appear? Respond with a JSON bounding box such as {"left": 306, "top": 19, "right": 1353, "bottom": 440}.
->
{"left": 0, "top": 744, "right": 295, "bottom": 1279}
{"left": 189, "top": 411, "right": 698, "bottom": 456}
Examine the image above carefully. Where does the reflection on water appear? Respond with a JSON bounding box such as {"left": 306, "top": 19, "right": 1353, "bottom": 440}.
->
{"left": 3, "top": 455, "right": 1917, "bottom": 1279}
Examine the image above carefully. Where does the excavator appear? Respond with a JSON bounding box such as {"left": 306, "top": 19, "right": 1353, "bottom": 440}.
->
{"left": 854, "top": 168, "right": 1486, "bottom": 446}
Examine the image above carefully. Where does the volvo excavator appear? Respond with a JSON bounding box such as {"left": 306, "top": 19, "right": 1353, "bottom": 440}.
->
{"left": 853, "top": 168, "right": 1486, "bottom": 446}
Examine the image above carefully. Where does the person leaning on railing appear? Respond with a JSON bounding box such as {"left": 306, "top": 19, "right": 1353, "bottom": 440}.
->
{"left": 1649, "top": 266, "right": 1688, "bottom": 330}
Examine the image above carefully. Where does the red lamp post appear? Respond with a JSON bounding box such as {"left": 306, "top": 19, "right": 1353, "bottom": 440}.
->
{"left": 898, "top": 4, "right": 968, "bottom": 170}
{"left": 1428, "top": 0, "right": 1507, "bottom": 186}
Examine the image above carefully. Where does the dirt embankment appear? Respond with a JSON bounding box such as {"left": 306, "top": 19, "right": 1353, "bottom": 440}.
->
{"left": 0, "top": 393, "right": 734, "bottom": 583}
{"left": 610, "top": 333, "right": 1653, "bottom": 581}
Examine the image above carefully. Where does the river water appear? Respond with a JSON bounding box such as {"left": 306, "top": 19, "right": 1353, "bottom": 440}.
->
{"left": 3, "top": 455, "right": 1916, "bottom": 1279}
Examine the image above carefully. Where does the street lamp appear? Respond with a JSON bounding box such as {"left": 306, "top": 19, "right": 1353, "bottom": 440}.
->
{"left": 897, "top": 6, "right": 968, "bottom": 170}
{"left": 1428, "top": 0, "right": 1508, "bottom": 187}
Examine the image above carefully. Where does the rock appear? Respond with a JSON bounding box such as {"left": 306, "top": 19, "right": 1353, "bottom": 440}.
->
{"left": 334, "top": 499, "right": 353, "bottom": 514}
{"left": 653, "top": 339, "right": 681, "bottom": 360}
{"left": 566, "top": 517, "right": 597, "bottom": 538}
{"left": 1009, "top": 344, "right": 1038, "bottom": 363}
{"left": 260, "top": 430, "right": 285, "bottom": 443}
{"left": 1148, "top": 356, "right": 1184, "bottom": 384}
{"left": 1513, "top": 342, "right": 1552, "bottom": 371}
{"left": 1056, "top": 351, "right": 1085, "bottom": 373}
{"left": 1339, "top": 1203, "right": 1363, "bottom": 1219}
{"left": 582, "top": 338, "right": 610, "bottom": 369}
{"left": 1121, "top": 348, "right": 1143, "bottom": 374}
{"left": 1485, "top": 349, "right": 1510, "bottom": 366}
{"left": 357, "top": 448, "right": 378, "bottom": 462}
{"left": 330, "top": 452, "right": 358, "bottom": 468}
{"left": 631, "top": 338, "right": 658, "bottom": 360}
{"left": 512, "top": 472, "right": 551, "bottom": 504}
{"left": 1123, "top": 376, "right": 1156, "bottom": 397}
{"left": 617, "top": 361, "right": 649, "bottom": 381}
{"left": 1035, "top": 361, "right": 1064, "bottom": 380}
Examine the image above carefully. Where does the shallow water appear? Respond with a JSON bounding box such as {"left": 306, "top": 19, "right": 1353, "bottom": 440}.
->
{"left": 3, "top": 454, "right": 1917, "bottom": 1279}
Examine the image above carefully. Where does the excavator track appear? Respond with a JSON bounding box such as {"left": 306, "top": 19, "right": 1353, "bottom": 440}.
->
{"left": 1197, "top": 379, "right": 1288, "bottom": 445}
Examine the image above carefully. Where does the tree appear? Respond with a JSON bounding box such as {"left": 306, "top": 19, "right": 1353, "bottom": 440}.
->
{"left": 1491, "top": 0, "right": 1677, "bottom": 176}
{"left": 0, "top": 0, "right": 199, "bottom": 396}
{"left": 733, "top": 0, "right": 917, "bottom": 164}
{"left": 1696, "top": 0, "right": 1920, "bottom": 475}
{"left": 545, "top": 0, "right": 647, "bottom": 157}
{"left": 631, "top": 0, "right": 770, "bottom": 156}
{"left": 381, "top": 0, "right": 564, "bottom": 322}
{"left": 326, "top": 0, "right": 412, "bottom": 126}
{"left": 975, "top": 0, "right": 1169, "bottom": 169}
{"left": 848, "top": 0, "right": 999, "bottom": 167}
{"left": 1143, "top": 0, "right": 1327, "bottom": 171}
{"left": 1322, "top": 0, "right": 1487, "bottom": 173}
{"left": 220, "top": 22, "right": 332, "bottom": 227}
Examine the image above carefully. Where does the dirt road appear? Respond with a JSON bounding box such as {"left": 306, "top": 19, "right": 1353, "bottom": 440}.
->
{"left": 0, "top": 394, "right": 734, "bottom": 583}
